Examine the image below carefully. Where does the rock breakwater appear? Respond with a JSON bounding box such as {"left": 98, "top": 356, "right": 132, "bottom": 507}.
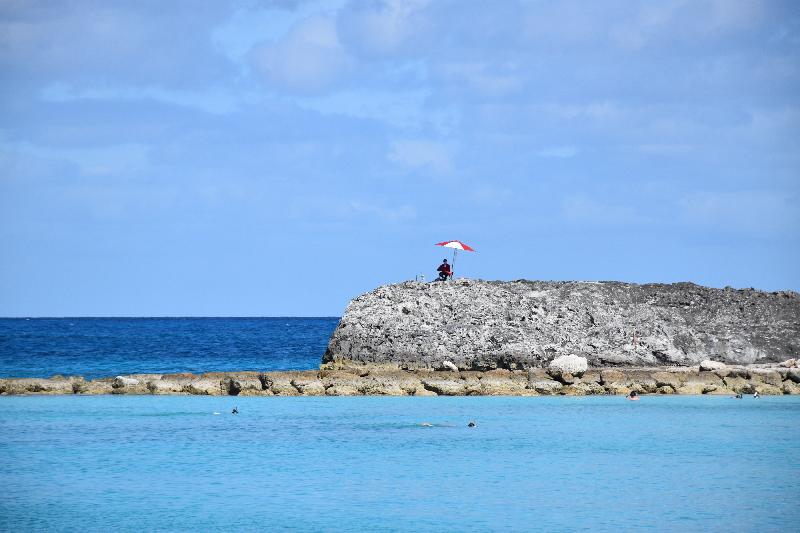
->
{"left": 2, "top": 363, "right": 799, "bottom": 396}
{"left": 324, "top": 280, "right": 800, "bottom": 369}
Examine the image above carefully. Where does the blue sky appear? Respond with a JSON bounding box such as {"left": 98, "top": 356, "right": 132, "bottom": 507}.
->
{"left": 1, "top": 0, "right": 798, "bottom": 316}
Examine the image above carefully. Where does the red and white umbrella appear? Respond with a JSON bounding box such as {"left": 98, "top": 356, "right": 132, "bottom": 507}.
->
{"left": 435, "top": 240, "right": 475, "bottom": 278}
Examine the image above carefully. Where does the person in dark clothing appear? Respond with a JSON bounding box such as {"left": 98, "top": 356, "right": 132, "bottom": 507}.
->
{"left": 436, "top": 259, "right": 452, "bottom": 281}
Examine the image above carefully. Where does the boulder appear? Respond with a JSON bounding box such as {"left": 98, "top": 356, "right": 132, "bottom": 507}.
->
{"left": 754, "top": 383, "right": 783, "bottom": 395}
{"left": 480, "top": 375, "right": 527, "bottom": 395}
{"left": 530, "top": 380, "right": 563, "bottom": 394}
{"left": 651, "top": 372, "right": 683, "bottom": 389}
{"left": 580, "top": 370, "right": 602, "bottom": 384}
{"left": 632, "top": 378, "right": 659, "bottom": 393}
{"left": 723, "top": 376, "right": 755, "bottom": 394}
{"left": 355, "top": 377, "right": 408, "bottom": 395}
{"left": 147, "top": 380, "right": 183, "bottom": 394}
{"left": 222, "top": 374, "right": 264, "bottom": 394}
{"left": 785, "top": 369, "right": 800, "bottom": 384}
{"left": 419, "top": 378, "right": 465, "bottom": 396}
{"left": 527, "top": 368, "right": 551, "bottom": 382}
{"left": 750, "top": 370, "right": 783, "bottom": 387}
{"left": 263, "top": 372, "right": 308, "bottom": 396}
{"left": 676, "top": 382, "right": 705, "bottom": 395}
{"left": 548, "top": 355, "right": 588, "bottom": 376}
{"left": 325, "top": 385, "right": 360, "bottom": 396}
{"left": 83, "top": 380, "right": 114, "bottom": 394}
{"left": 240, "top": 389, "right": 272, "bottom": 396}
{"left": 580, "top": 382, "right": 608, "bottom": 395}
{"left": 357, "top": 371, "right": 421, "bottom": 396}
{"left": 600, "top": 370, "right": 626, "bottom": 384}
{"left": 441, "top": 360, "right": 459, "bottom": 372}
{"left": 605, "top": 382, "right": 631, "bottom": 395}
{"left": 3, "top": 377, "right": 77, "bottom": 394}
{"left": 112, "top": 376, "right": 140, "bottom": 388}
{"left": 699, "top": 360, "right": 726, "bottom": 371}
{"left": 783, "top": 381, "right": 800, "bottom": 395}
{"left": 725, "top": 368, "right": 751, "bottom": 379}
{"left": 290, "top": 378, "right": 326, "bottom": 396}
{"left": 181, "top": 379, "right": 224, "bottom": 395}
{"left": 780, "top": 358, "right": 798, "bottom": 368}
{"left": 561, "top": 384, "right": 589, "bottom": 396}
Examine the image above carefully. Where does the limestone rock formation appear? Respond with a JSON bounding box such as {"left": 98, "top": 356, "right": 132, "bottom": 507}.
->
{"left": 324, "top": 280, "right": 800, "bottom": 369}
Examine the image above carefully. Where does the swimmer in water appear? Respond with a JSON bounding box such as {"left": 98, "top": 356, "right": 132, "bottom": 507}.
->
{"left": 627, "top": 391, "right": 640, "bottom": 401}
{"left": 467, "top": 421, "right": 476, "bottom": 428}
{"left": 232, "top": 407, "right": 239, "bottom": 414}
{"left": 753, "top": 391, "right": 760, "bottom": 399}
{"left": 733, "top": 393, "right": 742, "bottom": 399}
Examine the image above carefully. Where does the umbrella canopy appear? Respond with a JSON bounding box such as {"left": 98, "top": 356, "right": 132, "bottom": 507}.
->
{"left": 435, "top": 240, "right": 475, "bottom": 278}
{"left": 435, "top": 240, "right": 475, "bottom": 252}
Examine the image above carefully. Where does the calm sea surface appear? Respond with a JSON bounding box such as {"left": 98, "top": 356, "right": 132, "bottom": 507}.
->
{"left": 1, "top": 395, "right": 798, "bottom": 532}
{"left": 0, "top": 318, "right": 338, "bottom": 378}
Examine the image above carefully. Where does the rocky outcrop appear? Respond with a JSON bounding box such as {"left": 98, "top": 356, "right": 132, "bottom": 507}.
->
{"left": 3, "top": 280, "right": 797, "bottom": 397}
{"left": 2, "top": 364, "right": 799, "bottom": 396}
{"left": 324, "top": 280, "right": 800, "bottom": 369}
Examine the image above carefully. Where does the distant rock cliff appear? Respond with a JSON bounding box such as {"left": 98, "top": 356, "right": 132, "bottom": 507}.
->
{"left": 323, "top": 280, "right": 800, "bottom": 369}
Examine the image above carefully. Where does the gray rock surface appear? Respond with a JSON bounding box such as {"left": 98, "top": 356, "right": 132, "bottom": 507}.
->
{"left": 324, "top": 280, "right": 800, "bottom": 369}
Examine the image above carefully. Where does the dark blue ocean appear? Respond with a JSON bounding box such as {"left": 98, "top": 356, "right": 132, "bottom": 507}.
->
{"left": 0, "top": 318, "right": 338, "bottom": 378}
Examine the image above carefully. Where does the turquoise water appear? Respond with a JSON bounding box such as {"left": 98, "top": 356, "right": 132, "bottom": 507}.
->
{"left": 1, "top": 396, "right": 798, "bottom": 532}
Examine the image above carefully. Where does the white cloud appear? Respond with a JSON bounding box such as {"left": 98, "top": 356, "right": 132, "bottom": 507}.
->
{"left": 250, "top": 16, "right": 354, "bottom": 94}
{"left": 39, "top": 82, "right": 244, "bottom": 115}
{"left": 611, "top": 0, "right": 766, "bottom": 49}
{"left": 337, "top": 0, "right": 433, "bottom": 58}
{"left": 0, "top": 2, "right": 234, "bottom": 86}
{"left": 4, "top": 141, "right": 151, "bottom": 179}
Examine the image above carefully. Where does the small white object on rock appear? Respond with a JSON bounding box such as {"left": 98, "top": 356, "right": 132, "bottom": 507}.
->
{"left": 548, "top": 355, "right": 588, "bottom": 376}
{"left": 441, "top": 360, "right": 459, "bottom": 372}
{"left": 112, "top": 376, "right": 140, "bottom": 388}
{"left": 780, "top": 358, "right": 797, "bottom": 368}
{"left": 699, "top": 360, "right": 726, "bottom": 371}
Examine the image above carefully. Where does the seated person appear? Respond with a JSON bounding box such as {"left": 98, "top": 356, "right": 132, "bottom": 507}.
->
{"left": 436, "top": 259, "right": 452, "bottom": 281}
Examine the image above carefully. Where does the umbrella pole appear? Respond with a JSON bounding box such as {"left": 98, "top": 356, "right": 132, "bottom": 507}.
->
{"left": 452, "top": 249, "right": 457, "bottom": 279}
